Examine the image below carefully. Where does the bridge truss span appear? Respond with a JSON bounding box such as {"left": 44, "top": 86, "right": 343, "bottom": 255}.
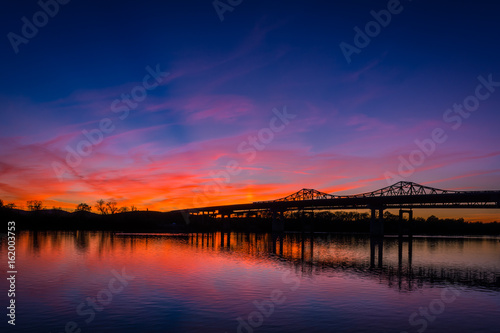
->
{"left": 345, "top": 181, "right": 463, "bottom": 198}
{"left": 175, "top": 181, "right": 500, "bottom": 223}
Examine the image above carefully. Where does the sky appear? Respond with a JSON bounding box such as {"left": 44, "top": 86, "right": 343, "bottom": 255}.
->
{"left": 0, "top": 0, "right": 499, "bottom": 220}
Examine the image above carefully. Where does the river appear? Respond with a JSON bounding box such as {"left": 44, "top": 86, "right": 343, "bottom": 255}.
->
{"left": 1, "top": 231, "right": 499, "bottom": 332}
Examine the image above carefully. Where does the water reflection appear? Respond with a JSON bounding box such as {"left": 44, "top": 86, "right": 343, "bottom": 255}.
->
{"left": 2, "top": 231, "right": 499, "bottom": 333}
{"left": 15, "top": 231, "right": 500, "bottom": 290}
{"left": 181, "top": 232, "right": 500, "bottom": 292}
{"left": 8, "top": 231, "right": 499, "bottom": 294}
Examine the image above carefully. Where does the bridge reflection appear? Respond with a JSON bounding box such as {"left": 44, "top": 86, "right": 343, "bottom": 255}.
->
{"left": 13, "top": 231, "right": 498, "bottom": 292}
{"left": 188, "top": 232, "right": 500, "bottom": 292}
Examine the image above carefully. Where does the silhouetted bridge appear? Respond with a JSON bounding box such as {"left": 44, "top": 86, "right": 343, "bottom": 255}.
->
{"left": 175, "top": 181, "right": 500, "bottom": 234}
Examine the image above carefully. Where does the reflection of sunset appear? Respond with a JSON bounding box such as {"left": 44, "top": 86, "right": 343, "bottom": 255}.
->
{"left": 13, "top": 231, "right": 500, "bottom": 292}
{"left": 3, "top": 231, "right": 499, "bottom": 332}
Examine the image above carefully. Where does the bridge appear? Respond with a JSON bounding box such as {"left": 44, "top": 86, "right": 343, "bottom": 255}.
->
{"left": 176, "top": 181, "right": 500, "bottom": 234}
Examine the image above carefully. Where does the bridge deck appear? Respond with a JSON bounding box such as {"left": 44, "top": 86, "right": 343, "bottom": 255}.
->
{"left": 173, "top": 182, "right": 500, "bottom": 216}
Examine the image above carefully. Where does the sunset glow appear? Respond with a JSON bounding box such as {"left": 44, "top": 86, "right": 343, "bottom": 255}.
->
{"left": 1, "top": 1, "right": 499, "bottom": 222}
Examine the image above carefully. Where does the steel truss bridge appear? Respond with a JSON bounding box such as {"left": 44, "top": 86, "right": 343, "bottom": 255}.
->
{"left": 176, "top": 181, "right": 500, "bottom": 234}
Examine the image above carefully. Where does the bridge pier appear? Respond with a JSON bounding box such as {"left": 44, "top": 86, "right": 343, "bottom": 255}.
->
{"left": 398, "top": 209, "right": 413, "bottom": 238}
{"left": 369, "top": 207, "right": 384, "bottom": 267}
{"left": 272, "top": 209, "right": 285, "bottom": 233}
{"left": 222, "top": 213, "right": 231, "bottom": 232}
{"left": 370, "top": 208, "right": 384, "bottom": 237}
{"left": 301, "top": 210, "right": 314, "bottom": 234}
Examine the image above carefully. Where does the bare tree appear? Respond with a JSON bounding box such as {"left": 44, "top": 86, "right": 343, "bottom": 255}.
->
{"left": 119, "top": 206, "right": 129, "bottom": 213}
{"left": 106, "top": 201, "right": 118, "bottom": 214}
{"left": 130, "top": 205, "right": 138, "bottom": 212}
{"left": 76, "top": 203, "right": 92, "bottom": 212}
{"left": 27, "top": 200, "right": 43, "bottom": 211}
{"left": 95, "top": 199, "right": 108, "bottom": 215}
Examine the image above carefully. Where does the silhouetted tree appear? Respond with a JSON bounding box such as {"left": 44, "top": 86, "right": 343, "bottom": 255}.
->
{"left": 27, "top": 200, "right": 43, "bottom": 211}
{"left": 76, "top": 203, "right": 92, "bottom": 212}
{"left": 0, "top": 199, "right": 3, "bottom": 207}
{"left": 426, "top": 215, "right": 439, "bottom": 223}
{"left": 95, "top": 199, "right": 108, "bottom": 215}
{"left": 383, "top": 211, "right": 398, "bottom": 221}
{"left": 119, "top": 207, "right": 129, "bottom": 213}
{"left": 130, "top": 205, "right": 138, "bottom": 212}
{"left": 106, "top": 201, "right": 118, "bottom": 214}
{"left": 5, "top": 203, "right": 16, "bottom": 209}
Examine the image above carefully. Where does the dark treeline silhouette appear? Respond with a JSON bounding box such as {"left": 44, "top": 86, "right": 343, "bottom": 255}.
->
{"left": 1, "top": 201, "right": 499, "bottom": 235}
{"left": 287, "top": 210, "right": 500, "bottom": 235}
{"left": 188, "top": 211, "right": 500, "bottom": 235}
{"left": 0, "top": 206, "right": 187, "bottom": 232}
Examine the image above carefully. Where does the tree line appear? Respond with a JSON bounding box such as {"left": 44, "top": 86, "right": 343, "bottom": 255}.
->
{"left": 0, "top": 199, "right": 138, "bottom": 214}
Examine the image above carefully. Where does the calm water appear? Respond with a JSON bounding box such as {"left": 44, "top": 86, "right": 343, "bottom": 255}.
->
{"left": 1, "top": 231, "right": 500, "bottom": 332}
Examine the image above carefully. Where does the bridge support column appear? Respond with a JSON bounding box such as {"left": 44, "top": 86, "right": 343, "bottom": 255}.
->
{"left": 302, "top": 210, "right": 314, "bottom": 234}
{"left": 370, "top": 208, "right": 384, "bottom": 237}
{"left": 222, "top": 214, "right": 231, "bottom": 232}
{"left": 272, "top": 210, "right": 285, "bottom": 233}
{"left": 398, "top": 209, "right": 413, "bottom": 238}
